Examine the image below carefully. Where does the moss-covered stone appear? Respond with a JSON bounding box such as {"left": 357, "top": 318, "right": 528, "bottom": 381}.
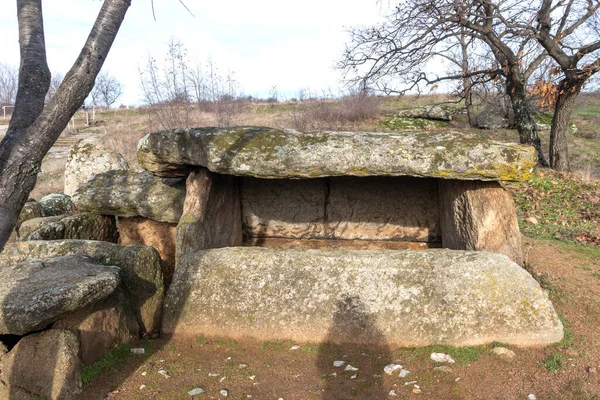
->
{"left": 0, "top": 240, "right": 164, "bottom": 333}
{"left": 137, "top": 127, "right": 536, "bottom": 182}
{"left": 19, "top": 213, "right": 118, "bottom": 243}
{"left": 162, "top": 247, "right": 563, "bottom": 347}
{"left": 72, "top": 170, "right": 185, "bottom": 223}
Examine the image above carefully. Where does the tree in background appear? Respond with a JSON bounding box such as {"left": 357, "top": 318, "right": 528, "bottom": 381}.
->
{"left": 0, "top": 63, "right": 18, "bottom": 106}
{"left": 45, "top": 71, "right": 63, "bottom": 103}
{"left": 0, "top": 0, "right": 131, "bottom": 251}
{"left": 91, "top": 71, "right": 124, "bottom": 108}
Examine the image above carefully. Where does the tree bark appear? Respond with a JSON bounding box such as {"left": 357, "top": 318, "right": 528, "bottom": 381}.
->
{"left": 0, "top": 0, "right": 131, "bottom": 251}
{"left": 549, "top": 82, "right": 581, "bottom": 171}
{"left": 506, "top": 68, "right": 549, "bottom": 167}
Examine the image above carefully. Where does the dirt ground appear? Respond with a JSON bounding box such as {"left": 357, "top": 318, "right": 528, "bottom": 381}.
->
{"left": 82, "top": 238, "right": 600, "bottom": 400}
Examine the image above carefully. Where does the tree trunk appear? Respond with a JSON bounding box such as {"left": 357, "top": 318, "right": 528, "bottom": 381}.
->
{"left": 549, "top": 82, "right": 580, "bottom": 171}
{"left": 0, "top": 0, "right": 131, "bottom": 252}
{"left": 506, "top": 69, "right": 549, "bottom": 167}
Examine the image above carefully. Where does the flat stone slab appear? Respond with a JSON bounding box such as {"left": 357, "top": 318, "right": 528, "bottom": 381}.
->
{"left": 138, "top": 127, "right": 536, "bottom": 181}
{"left": 0, "top": 240, "right": 165, "bottom": 333}
{"left": 72, "top": 170, "right": 185, "bottom": 223}
{"left": 0, "top": 255, "right": 120, "bottom": 335}
{"left": 162, "top": 248, "right": 563, "bottom": 347}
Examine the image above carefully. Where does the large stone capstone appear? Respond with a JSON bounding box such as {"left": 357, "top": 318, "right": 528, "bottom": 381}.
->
{"left": 0, "top": 255, "right": 120, "bottom": 335}
{"left": 162, "top": 247, "right": 563, "bottom": 347}
{"left": 137, "top": 127, "right": 536, "bottom": 181}
{"left": 72, "top": 169, "right": 185, "bottom": 223}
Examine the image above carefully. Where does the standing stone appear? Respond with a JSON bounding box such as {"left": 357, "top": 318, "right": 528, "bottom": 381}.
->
{"left": 64, "top": 141, "right": 129, "bottom": 197}
{"left": 53, "top": 288, "right": 139, "bottom": 365}
{"left": 39, "top": 193, "right": 75, "bottom": 217}
{"left": 0, "top": 255, "right": 121, "bottom": 335}
{"left": 118, "top": 217, "right": 177, "bottom": 287}
{"left": 438, "top": 180, "right": 523, "bottom": 265}
{"left": 0, "top": 330, "right": 82, "bottom": 400}
{"left": 176, "top": 168, "right": 242, "bottom": 261}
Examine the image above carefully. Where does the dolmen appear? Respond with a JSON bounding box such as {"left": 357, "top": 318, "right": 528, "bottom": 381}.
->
{"left": 73, "top": 126, "right": 563, "bottom": 347}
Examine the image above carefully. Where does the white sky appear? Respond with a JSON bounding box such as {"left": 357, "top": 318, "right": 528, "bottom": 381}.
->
{"left": 0, "top": 0, "right": 389, "bottom": 105}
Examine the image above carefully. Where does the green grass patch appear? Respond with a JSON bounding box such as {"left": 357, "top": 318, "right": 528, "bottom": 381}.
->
{"left": 261, "top": 339, "right": 295, "bottom": 352}
{"left": 541, "top": 352, "right": 565, "bottom": 371}
{"left": 196, "top": 335, "right": 208, "bottom": 345}
{"left": 555, "top": 314, "right": 574, "bottom": 350}
{"left": 412, "top": 345, "right": 485, "bottom": 364}
{"left": 81, "top": 343, "right": 133, "bottom": 386}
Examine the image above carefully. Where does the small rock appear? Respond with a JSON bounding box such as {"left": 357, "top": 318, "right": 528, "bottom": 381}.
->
{"left": 389, "top": 389, "right": 398, "bottom": 396}
{"left": 239, "top": 363, "right": 248, "bottom": 369}
{"left": 565, "top": 348, "right": 579, "bottom": 358}
{"left": 158, "top": 369, "right": 170, "bottom": 378}
{"left": 140, "top": 384, "right": 146, "bottom": 390}
{"left": 131, "top": 348, "right": 145, "bottom": 355}
{"left": 405, "top": 381, "right": 417, "bottom": 386}
{"left": 209, "top": 373, "right": 220, "bottom": 377}
{"left": 350, "top": 374, "right": 357, "bottom": 379}
{"left": 528, "top": 395, "right": 537, "bottom": 400}
{"left": 188, "top": 387, "right": 205, "bottom": 396}
{"left": 491, "top": 347, "right": 515, "bottom": 362}
{"left": 455, "top": 377, "right": 461, "bottom": 382}
{"left": 220, "top": 389, "right": 228, "bottom": 397}
{"left": 333, "top": 360, "right": 345, "bottom": 367}
{"left": 434, "top": 366, "right": 453, "bottom": 373}
{"left": 430, "top": 353, "right": 455, "bottom": 363}
{"left": 413, "top": 388, "right": 422, "bottom": 394}
{"left": 384, "top": 364, "right": 402, "bottom": 375}
{"left": 399, "top": 369, "right": 410, "bottom": 378}
{"left": 525, "top": 216, "right": 539, "bottom": 225}
{"left": 414, "top": 384, "right": 420, "bottom": 389}
{"left": 141, "top": 371, "right": 147, "bottom": 376}
{"left": 330, "top": 372, "right": 337, "bottom": 376}
{"left": 220, "top": 376, "right": 227, "bottom": 382}
{"left": 249, "top": 375, "right": 256, "bottom": 380}
{"left": 344, "top": 364, "right": 358, "bottom": 371}
{"left": 290, "top": 345, "right": 300, "bottom": 350}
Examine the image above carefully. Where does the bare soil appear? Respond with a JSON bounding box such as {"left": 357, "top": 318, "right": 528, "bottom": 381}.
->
{"left": 83, "top": 238, "right": 600, "bottom": 400}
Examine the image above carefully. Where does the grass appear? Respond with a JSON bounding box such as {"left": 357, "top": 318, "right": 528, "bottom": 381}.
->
{"left": 508, "top": 169, "right": 600, "bottom": 246}
{"left": 412, "top": 345, "right": 486, "bottom": 364}
{"left": 81, "top": 343, "right": 133, "bottom": 386}
{"left": 541, "top": 352, "right": 565, "bottom": 371}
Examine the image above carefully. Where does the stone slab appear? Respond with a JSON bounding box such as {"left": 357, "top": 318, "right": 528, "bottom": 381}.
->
{"left": 241, "top": 176, "right": 440, "bottom": 242}
{"left": 0, "top": 255, "right": 120, "bottom": 335}
{"left": 137, "top": 127, "right": 537, "bottom": 181}
{"left": 72, "top": 169, "right": 185, "bottom": 223}
{"left": 0, "top": 240, "right": 164, "bottom": 333}
{"left": 162, "top": 247, "right": 563, "bottom": 347}
{"left": 243, "top": 237, "right": 441, "bottom": 250}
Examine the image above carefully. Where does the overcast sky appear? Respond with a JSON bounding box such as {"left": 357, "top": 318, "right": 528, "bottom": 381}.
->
{"left": 0, "top": 1, "right": 389, "bottom": 105}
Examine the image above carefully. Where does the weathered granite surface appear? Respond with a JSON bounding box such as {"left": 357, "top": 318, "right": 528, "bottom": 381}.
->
{"left": 137, "top": 127, "right": 537, "bottom": 181}
{"left": 241, "top": 176, "right": 440, "bottom": 242}
{"left": 439, "top": 180, "right": 523, "bottom": 265}
{"left": 64, "top": 141, "right": 129, "bottom": 197}
{"left": 39, "top": 193, "right": 74, "bottom": 217}
{"left": 0, "top": 329, "right": 82, "bottom": 400}
{"left": 0, "top": 240, "right": 164, "bottom": 332}
{"left": 19, "top": 213, "right": 118, "bottom": 243}
{"left": 72, "top": 170, "right": 185, "bottom": 223}
{"left": 162, "top": 247, "right": 563, "bottom": 347}
{"left": 0, "top": 255, "right": 120, "bottom": 335}
{"left": 396, "top": 105, "right": 452, "bottom": 121}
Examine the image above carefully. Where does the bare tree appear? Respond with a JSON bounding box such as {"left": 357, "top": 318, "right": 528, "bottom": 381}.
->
{"left": 340, "top": 0, "right": 550, "bottom": 166}
{"left": 91, "top": 71, "right": 123, "bottom": 108}
{"left": 531, "top": 0, "right": 600, "bottom": 170}
{"left": 0, "top": 0, "right": 131, "bottom": 251}
{"left": 0, "top": 63, "right": 18, "bottom": 106}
